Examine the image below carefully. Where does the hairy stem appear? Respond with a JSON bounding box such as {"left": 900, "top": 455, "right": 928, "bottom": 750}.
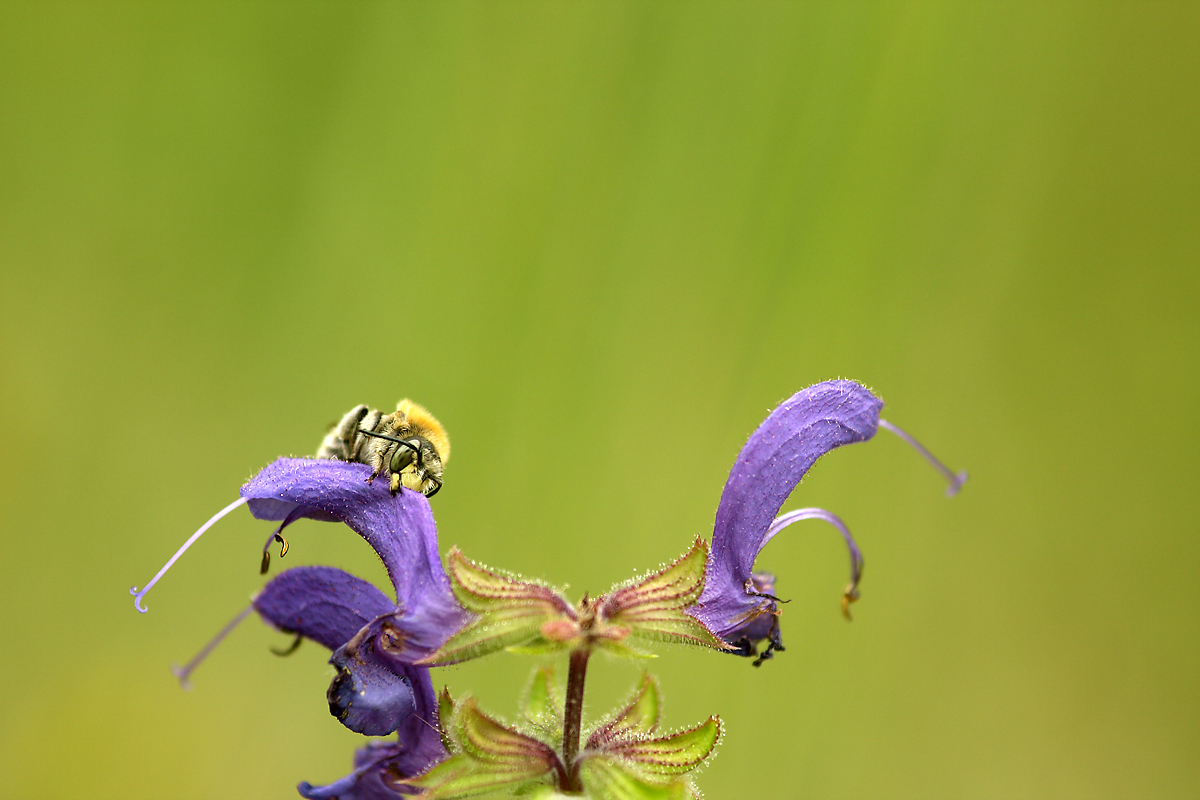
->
{"left": 561, "top": 647, "right": 591, "bottom": 791}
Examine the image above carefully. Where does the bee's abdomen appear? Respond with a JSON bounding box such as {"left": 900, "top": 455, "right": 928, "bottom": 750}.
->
{"left": 316, "top": 405, "right": 386, "bottom": 462}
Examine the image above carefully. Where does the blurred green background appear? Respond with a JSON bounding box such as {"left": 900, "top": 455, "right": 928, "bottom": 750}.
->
{"left": 2, "top": 3, "right": 1197, "bottom": 798}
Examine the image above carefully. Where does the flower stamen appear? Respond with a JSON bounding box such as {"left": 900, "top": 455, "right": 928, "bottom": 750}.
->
{"left": 761, "top": 508, "right": 864, "bottom": 620}
{"left": 259, "top": 507, "right": 305, "bottom": 574}
{"left": 879, "top": 419, "right": 968, "bottom": 496}
{"left": 170, "top": 604, "right": 254, "bottom": 690}
{"left": 129, "top": 496, "right": 248, "bottom": 613}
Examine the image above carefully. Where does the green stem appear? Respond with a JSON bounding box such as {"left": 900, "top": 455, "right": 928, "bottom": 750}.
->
{"left": 561, "top": 646, "right": 591, "bottom": 791}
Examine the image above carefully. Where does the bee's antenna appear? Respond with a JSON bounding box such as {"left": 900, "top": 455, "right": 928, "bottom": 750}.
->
{"left": 358, "top": 429, "right": 442, "bottom": 496}
{"left": 357, "top": 428, "right": 421, "bottom": 453}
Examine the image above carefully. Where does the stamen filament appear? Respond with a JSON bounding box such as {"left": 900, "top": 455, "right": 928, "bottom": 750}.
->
{"left": 761, "top": 508, "right": 864, "bottom": 620}
{"left": 129, "top": 496, "right": 248, "bottom": 613}
{"left": 270, "top": 633, "right": 303, "bottom": 657}
{"left": 879, "top": 419, "right": 968, "bottom": 496}
{"left": 171, "top": 604, "right": 254, "bottom": 690}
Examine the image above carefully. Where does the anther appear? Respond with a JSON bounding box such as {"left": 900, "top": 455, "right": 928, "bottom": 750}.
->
{"left": 129, "top": 496, "right": 249, "bottom": 613}
{"left": 171, "top": 604, "right": 254, "bottom": 690}
{"left": 878, "top": 419, "right": 968, "bottom": 496}
{"left": 259, "top": 508, "right": 304, "bottom": 575}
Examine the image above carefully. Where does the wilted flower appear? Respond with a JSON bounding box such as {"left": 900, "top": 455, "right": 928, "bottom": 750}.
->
{"left": 689, "top": 380, "right": 965, "bottom": 665}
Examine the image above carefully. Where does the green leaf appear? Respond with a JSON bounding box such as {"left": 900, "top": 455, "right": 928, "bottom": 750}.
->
{"left": 597, "top": 538, "right": 731, "bottom": 651}
{"left": 587, "top": 674, "right": 660, "bottom": 748}
{"left": 605, "top": 717, "right": 721, "bottom": 776}
{"left": 579, "top": 757, "right": 697, "bottom": 800}
{"left": 422, "top": 549, "right": 578, "bottom": 664}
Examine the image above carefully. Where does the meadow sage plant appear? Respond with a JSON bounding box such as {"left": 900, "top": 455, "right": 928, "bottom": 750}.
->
{"left": 131, "top": 379, "right": 965, "bottom": 799}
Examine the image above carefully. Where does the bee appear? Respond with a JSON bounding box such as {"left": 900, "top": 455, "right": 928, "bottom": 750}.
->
{"left": 316, "top": 399, "right": 450, "bottom": 497}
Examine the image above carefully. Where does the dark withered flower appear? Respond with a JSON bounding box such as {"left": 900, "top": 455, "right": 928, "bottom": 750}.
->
{"left": 689, "top": 380, "right": 965, "bottom": 665}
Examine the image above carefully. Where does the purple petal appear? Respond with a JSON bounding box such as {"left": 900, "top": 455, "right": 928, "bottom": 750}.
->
{"left": 692, "top": 381, "right": 882, "bottom": 645}
{"left": 298, "top": 742, "right": 404, "bottom": 799}
{"left": 327, "top": 639, "right": 416, "bottom": 736}
{"left": 254, "top": 566, "right": 394, "bottom": 651}
{"left": 299, "top": 667, "right": 445, "bottom": 798}
{"left": 241, "top": 459, "right": 468, "bottom": 652}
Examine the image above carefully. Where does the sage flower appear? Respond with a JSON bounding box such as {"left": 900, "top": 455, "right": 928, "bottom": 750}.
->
{"left": 156, "top": 459, "right": 471, "bottom": 796}
{"left": 689, "top": 380, "right": 965, "bottom": 664}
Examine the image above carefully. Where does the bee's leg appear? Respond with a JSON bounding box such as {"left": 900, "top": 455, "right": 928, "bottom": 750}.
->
{"left": 317, "top": 405, "right": 370, "bottom": 459}
{"left": 389, "top": 472, "right": 402, "bottom": 494}
{"left": 352, "top": 409, "right": 384, "bottom": 461}
{"left": 364, "top": 438, "right": 389, "bottom": 485}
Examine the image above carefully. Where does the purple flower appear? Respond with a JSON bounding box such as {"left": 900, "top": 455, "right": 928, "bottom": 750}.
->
{"left": 689, "top": 380, "right": 965, "bottom": 665}
{"left": 244, "top": 459, "right": 470, "bottom": 796}
{"left": 154, "top": 459, "right": 471, "bottom": 797}
{"left": 252, "top": 566, "right": 445, "bottom": 797}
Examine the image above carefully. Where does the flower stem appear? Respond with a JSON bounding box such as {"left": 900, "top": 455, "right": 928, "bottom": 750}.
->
{"left": 561, "top": 646, "right": 591, "bottom": 791}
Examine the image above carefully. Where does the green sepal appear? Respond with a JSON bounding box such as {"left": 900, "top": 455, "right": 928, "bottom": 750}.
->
{"left": 523, "top": 786, "right": 578, "bottom": 800}
{"left": 506, "top": 636, "right": 574, "bottom": 657}
{"left": 590, "top": 638, "right": 659, "bottom": 660}
{"left": 605, "top": 717, "right": 721, "bottom": 776}
{"left": 438, "top": 686, "right": 456, "bottom": 752}
{"left": 579, "top": 757, "right": 698, "bottom": 800}
{"left": 587, "top": 674, "right": 660, "bottom": 748}
{"left": 520, "top": 665, "right": 564, "bottom": 743}
{"left": 597, "top": 537, "right": 731, "bottom": 652}
{"left": 521, "top": 666, "right": 562, "bottom": 722}
{"left": 402, "top": 753, "right": 550, "bottom": 800}
{"left": 456, "top": 696, "right": 558, "bottom": 767}
{"left": 422, "top": 548, "right": 578, "bottom": 665}
{"left": 404, "top": 696, "right": 561, "bottom": 800}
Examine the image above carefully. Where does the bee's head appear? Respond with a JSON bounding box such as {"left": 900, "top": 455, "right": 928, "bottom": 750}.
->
{"left": 389, "top": 435, "right": 444, "bottom": 497}
{"left": 358, "top": 428, "right": 445, "bottom": 498}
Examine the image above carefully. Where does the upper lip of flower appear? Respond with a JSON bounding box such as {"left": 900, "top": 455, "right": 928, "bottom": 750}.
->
{"left": 687, "top": 379, "right": 965, "bottom": 664}
{"left": 241, "top": 457, "right": 469, "bottom": 657}
{"left": 690, "top": 380, "right": 883, "bottom": 640}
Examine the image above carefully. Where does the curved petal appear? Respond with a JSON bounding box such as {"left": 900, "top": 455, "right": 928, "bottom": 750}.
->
{"left": 299, "top": 667, "right": 446, "bottom": 798}
{"left": 241, "top": 459, "right": 468, "bottom": 649}
{"left": 254, "top": 566, "right": 394, "bottom": 651}
{"left": 692, "top": 381, "right": 882, "bottom": 646}
{"left": 328, "top": 642, "right": 417, "bottom": 736}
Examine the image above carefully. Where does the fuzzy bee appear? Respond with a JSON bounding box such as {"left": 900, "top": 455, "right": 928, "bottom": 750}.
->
{"left": 316, "top": 399, "right": 450, "bottom": 497}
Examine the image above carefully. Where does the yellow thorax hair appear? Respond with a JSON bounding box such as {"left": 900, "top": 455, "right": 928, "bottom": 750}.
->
{"left": 392, "top": 399, "right": 450, "bottom": 463}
